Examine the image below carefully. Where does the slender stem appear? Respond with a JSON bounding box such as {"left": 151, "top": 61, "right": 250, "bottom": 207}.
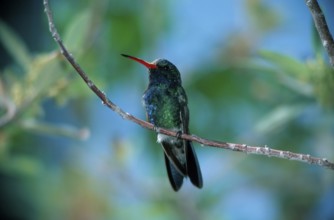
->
{"left": 305, "top": 0, "right": 334, "bottom": 67}
{"left": 0, "top": 96, "right": 16, "bottom": 127}
{"left": 43, "top": 0, "right": 334, "bottom": 170}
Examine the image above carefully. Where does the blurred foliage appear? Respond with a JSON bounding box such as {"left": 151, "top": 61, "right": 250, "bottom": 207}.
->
{"left": 0, "top": 0, "right": 334, "bottom": 220}
{"left": 246, "top": 0, "right": 282, "bottom": 33}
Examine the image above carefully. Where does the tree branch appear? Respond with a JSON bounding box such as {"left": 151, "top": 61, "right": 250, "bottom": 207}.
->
{"left": 43, "top": 0, "right": 334, "bottom": 170}
{"left": 305, "top": 0, "right": 334, "bottom": 67}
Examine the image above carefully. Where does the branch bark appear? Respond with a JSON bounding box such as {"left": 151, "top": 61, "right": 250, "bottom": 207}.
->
{"left": 43, "top": 0, "right": 334, "bottom": 170}
{"left": 305, "top": 0, "right": 334, "bottom": 67}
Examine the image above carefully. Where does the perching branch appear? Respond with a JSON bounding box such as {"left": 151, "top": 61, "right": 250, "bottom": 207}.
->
{"left": 305, "top": 0, "right": 334, "bottom": 67}
{"left": 43, "top": 0, "right": 334, "bottom": 170}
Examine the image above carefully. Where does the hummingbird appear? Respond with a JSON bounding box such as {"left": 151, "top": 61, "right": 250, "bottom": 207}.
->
{"left": 122, "top": 54, "right": 203, "bottom": 191}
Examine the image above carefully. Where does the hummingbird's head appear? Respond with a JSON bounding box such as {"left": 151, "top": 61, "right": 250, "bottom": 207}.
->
{"left": 121, "top": 54, "right": 181, "bottom": 85}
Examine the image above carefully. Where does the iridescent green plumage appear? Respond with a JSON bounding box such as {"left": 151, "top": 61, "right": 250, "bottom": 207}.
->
{"left": 122, "top": 54, "right": 203, "bottom": 191}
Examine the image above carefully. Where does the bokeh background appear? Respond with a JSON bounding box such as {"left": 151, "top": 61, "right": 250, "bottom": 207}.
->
{"left": 1, "top": 0, "right": 334, "bottom": 219}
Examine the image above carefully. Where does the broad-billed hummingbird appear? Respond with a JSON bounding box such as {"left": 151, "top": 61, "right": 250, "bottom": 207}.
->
{"left": 122, "top": 54, "right": 203, "bottom": 191}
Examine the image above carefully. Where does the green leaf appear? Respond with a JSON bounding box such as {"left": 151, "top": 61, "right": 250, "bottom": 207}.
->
{"left": 1, "top": 156, "right": 42, "bottom": 176}
{"left": 0, "top": 20, "right": 31, "bottom": 70}
{"left": 254, "top": 105, "right": 305, "bottom": 135}
{"left": 258, "top": 50, "right": 309, "bottom": 79}
{"left": 63, "top": 9, "right": 93, "bottom": 54}
{"left": 246, "top": 0, "right": 281, "bottom": 32}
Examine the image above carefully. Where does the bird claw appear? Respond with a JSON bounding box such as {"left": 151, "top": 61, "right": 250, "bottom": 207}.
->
{"left": 153, "top": 125, "right": 159, "bottom": 133}
{"left": 176, "top": 131, "right": 183, "bottom": 139}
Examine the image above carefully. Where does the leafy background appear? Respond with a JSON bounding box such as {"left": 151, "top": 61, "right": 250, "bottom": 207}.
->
{"left": 0, "top": 0, "right": 334, "bottom": 219}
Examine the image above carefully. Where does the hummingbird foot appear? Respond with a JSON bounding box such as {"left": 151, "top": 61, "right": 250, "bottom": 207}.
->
{"left": 157, "top": 127, "right": 180, "bottom": 144}
{"left": 176, "top": 131, "right": 183, "bottom": 140}
{"left": 153, "top": 125, "right": 159, "bottom": 133}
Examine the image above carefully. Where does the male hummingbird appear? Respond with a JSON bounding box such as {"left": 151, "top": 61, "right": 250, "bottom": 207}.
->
{"left": 121, "top": 54, "right": 203, "bottom": 191}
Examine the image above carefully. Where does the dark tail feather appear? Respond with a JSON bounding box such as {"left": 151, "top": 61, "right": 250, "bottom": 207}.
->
{"left": 186, "top": 141, "right": 203, "bottom": 188}
{"left": 164, "top": 154, "right": 184, "bottom": 191}
{"left": 161, "top": 142, "right": 187, "bottom": 176}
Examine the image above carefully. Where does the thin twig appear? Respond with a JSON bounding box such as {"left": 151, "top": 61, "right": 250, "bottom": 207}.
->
{"left": 305, "top": 0, "right": 334, "bottom": 67}
{"left": 43, "top": 0, "right": 334, "bottom": 170}
{"left": 0, "top": 96, "right": 16, "bottom": 127}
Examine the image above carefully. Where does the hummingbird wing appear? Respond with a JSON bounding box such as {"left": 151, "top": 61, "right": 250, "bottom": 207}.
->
{"left": 164, "top": 153, "right": 184, "bottom": 191}
{"left": 178, "top": 87, "right": 203, "bottom": 188}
